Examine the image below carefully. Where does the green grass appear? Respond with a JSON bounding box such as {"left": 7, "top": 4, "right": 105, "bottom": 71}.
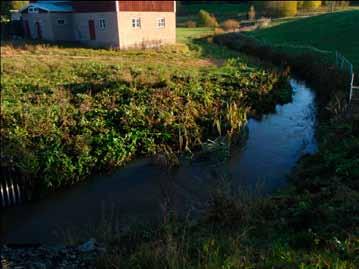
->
{"left": 247, "top": 10, "right": 359, "bottom": 72}
{"left": 176, "top": 27, "right": 214, "bottom": 44}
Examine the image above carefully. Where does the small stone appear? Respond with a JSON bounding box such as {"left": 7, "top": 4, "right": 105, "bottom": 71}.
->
{"left": 78, "top": 239, "right": 96, "bottom": 253}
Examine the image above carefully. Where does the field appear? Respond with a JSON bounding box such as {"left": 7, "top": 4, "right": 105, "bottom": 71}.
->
{"left": 247, "top": 10, "right": 359, "bottom": 72}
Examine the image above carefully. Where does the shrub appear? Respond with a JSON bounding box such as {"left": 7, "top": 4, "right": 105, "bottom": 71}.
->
{"left": 257, "top": 17, "right": 272, "bottom": 28}
{"left": 302, "top": 1, "right": 322, "bottom": 10}
{"left": 222, "top": 19, "right": 240, "bottom": 32}
{"left": 253, "top": 1, "right": 298, "bottom": 17}
{"left": 214, "top": 27, "right": 225, "bottom": 35}
{"left": 185, "top": 20, "right": 197, "bottom": 28}
{"left": 198, "top": 9, "right": 219, "bottom": 28}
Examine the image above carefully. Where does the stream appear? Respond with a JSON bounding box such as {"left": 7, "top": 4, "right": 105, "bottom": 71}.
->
{"left": 0, "top": 79, "right": 317, "bottom": 244}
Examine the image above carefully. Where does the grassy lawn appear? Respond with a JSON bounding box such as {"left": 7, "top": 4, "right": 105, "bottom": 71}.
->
{"left": 247, "top": 10, "right": 359, "bottom": 72}
{"left": 176, "top": 27, "right": 214, "bottom": 44}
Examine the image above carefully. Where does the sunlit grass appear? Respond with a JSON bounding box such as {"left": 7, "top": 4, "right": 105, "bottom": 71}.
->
{"left": 247, "top": 10, "right": 359, "bottom": 72}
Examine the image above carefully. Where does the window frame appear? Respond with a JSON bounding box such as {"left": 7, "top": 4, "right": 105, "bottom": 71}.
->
{"left": 99, "top": 18, "right": 106, "bottom": 30}
{"left": 57, "top": 19, "right": 66, "bottom": 25}
{"left": 132, "top": 17, "right": 141, "bottom": 29}
{"left": 28, "top": 7, "right": 39, "bottom": 14}
{"left": 157, "top": 17, "right": 166, "bottom": 29}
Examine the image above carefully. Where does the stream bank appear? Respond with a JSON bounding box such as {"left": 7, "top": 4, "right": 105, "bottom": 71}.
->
{"left": 0, "top": 79, "right": 317, "bottom": 245}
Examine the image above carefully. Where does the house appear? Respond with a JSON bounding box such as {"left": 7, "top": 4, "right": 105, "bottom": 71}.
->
{"left": 20, "top": 1, "right": 176, "bottom": 49}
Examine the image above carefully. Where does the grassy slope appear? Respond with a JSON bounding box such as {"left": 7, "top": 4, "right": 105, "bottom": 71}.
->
{"left": 248, "top": 10, "right": 359, "bottom": 72}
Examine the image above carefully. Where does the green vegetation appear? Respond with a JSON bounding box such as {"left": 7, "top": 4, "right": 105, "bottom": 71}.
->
{"left": 177, "top": 2, "right": 248, "bottom": 27}
{"left": 176, "top": 27, "right": 214, "bottom": 44}
{"left": 93, "top": 17, "right": 359, "bottom": 269}
{"left": 2, "top": 4, "right": 358, "bottom": 267}
{"left": 1, "top": 42, "right": 290, "bottom": 194}
{"left": 178, "top": 2, "right": 248, "bottom": 18}
{"left": 96, "top": 159, "right": 359, "bottom": 268}
{"left": 0, "top": 1, "right": 28, "bottom": 22}
{"left": 247, "top": 10, "right": 359, "bottom": 72}
{"left": 198, "top": 9, "right": 219, "bottom": 28}
{"left": 253, "top": 1, "right": 299, "bottom": 17}
{"left": 152, "top": 11, "right": 358, "bottom": 268}
{"left": 92, "top": 7, "right": 359, "bottom": 268}
{"left": 302, "top": 0, "right": 322, "bottom": 10}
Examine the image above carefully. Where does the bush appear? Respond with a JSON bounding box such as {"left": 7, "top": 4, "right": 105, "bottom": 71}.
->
{"left": 198, "top": 9, "right": 219, "bottom": 28}
{"left": 302, "top": 1, "right": 322, "bottom": 10}
{"left": 214, "top": 27, "right": 225, "bottom": 35}
{"left": 257, "top": 17, "right": 272, "bottom": 28}
{"left": 185, "top": 20, "right": 197, "bottom": 28}
{"left": 222, "top": 19, "right": 240, "bottom": 32}
{"left": 323, "top": 1, "right": 350, "bottom": 10}
{"left": 253, "top": 1, "right": 298, "bottom": 17}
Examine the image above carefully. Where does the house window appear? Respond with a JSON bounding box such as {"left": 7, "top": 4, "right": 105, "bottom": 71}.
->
{"left": 28, "top": 7, "right": 39, "bottom": 14}
{"left": 157, "top": 18, "right": 165, "bottom": 28}
{"left": 132, "top": 18, "right": 141, "bottom": 29}
{"left": 99, "top": 18, "right": 106, "bottom": 29}
{"left": 57, "top": 19, "right": 66, "bottom": 25}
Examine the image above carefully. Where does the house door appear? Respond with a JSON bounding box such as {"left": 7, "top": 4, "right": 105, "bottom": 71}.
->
{"left": 35, "top": 22, "right": 42, "bottom": 39}
{"left": 88, "top": 20, "right": 96, "bottom": 40}
{"left": 24, "top": 20, "right": 30, "bottom": 38}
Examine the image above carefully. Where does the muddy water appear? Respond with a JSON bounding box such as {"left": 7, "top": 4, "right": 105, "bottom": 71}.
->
{"left": 0, "top": 79, "right": 317, "bottom": 244}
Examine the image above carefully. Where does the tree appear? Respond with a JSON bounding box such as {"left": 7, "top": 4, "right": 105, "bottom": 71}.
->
{"left": 222, "top": 19, "right": 240, "bottom": 31}
{"left": 302, "top": 1, "right": 322, "bottom": 10}
{"left": 1, "top": 1, "right": 28, "bottom": 21}
{"left": 252, "top": 1, "right": 298, "bottom": 17}
{"left": 198, "top": 9, "right": 219, "bottom": 28}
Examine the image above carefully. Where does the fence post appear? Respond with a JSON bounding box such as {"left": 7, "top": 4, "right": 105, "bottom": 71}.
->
{"left": 350, "top": 73, "right": 354, "bottom": 103}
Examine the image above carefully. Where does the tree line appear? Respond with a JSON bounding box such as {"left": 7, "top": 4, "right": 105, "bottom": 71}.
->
{"left": 0, "top": 1, "right": 28, "bottom": 22}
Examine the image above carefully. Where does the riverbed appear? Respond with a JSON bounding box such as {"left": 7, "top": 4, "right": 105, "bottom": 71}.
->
{"left": 0, "top": 79, "right": 317, "bottom": 244}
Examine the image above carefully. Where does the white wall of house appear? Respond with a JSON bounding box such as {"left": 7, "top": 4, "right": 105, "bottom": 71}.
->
{"left": 22, "top": 13, "right": 54, "bottom": 41}
{"left": 49, "top": 13, "right": 75, "bottom": 42}
{"left": 21, "top": 5, "right": 177, "bottom": 49}
{"left": 72, "top": 12, "right": 120, "bottom": 48}
{"left": 117, "top": 11, "right": 176, "bottom": 49}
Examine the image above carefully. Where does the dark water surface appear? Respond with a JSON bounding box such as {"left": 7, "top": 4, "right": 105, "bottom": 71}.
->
{"left": 0, "top": 80, "right": 317, "bottom": 244}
